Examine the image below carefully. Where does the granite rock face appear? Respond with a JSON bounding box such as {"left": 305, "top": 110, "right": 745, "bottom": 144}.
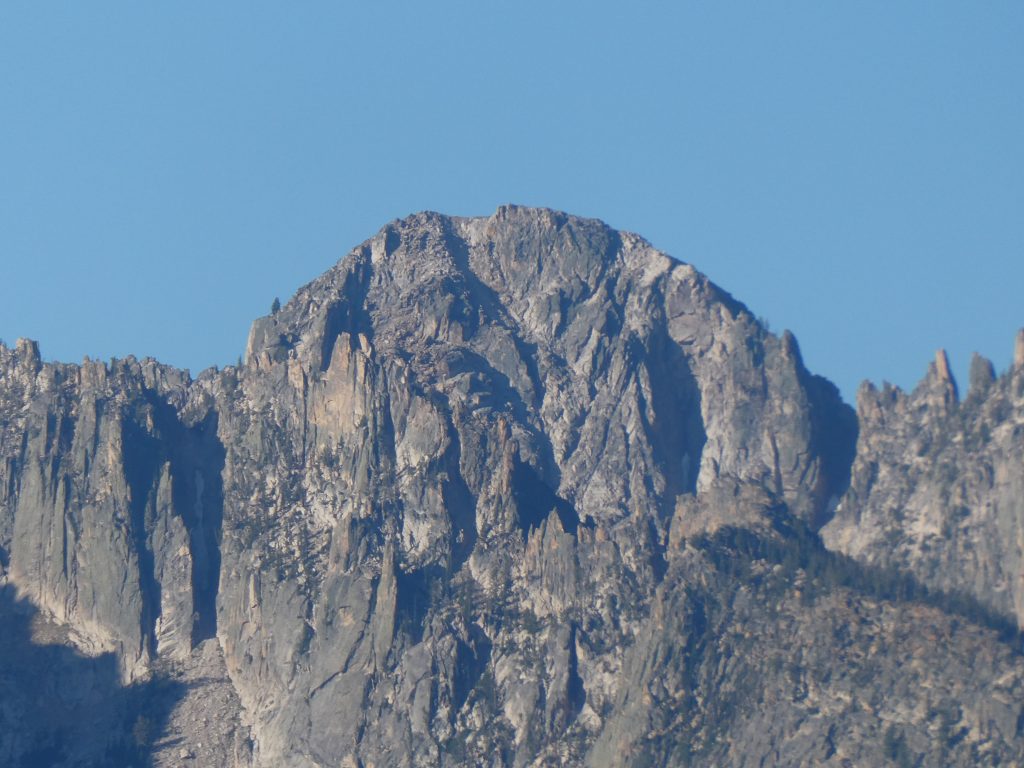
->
{"left": 823, "top": 342, "right": 1024, "bottom": 627}
{"left": 0, "top": 340, "right": 223, "bottom": 680}
{"left": 0, "top": 206, "right": 1022, "bottom": 767}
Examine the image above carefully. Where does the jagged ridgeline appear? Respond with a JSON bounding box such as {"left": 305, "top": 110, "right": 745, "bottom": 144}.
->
{"left": 1, "top": 206, "right": 1023, "bottom": 767}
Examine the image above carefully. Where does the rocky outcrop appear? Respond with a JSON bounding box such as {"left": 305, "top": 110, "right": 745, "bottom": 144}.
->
{"left": 591, "top": 530, "right": 1024, "bottom": 767}
{"left": 0, "top": 342, "right": 224, "bottom": 681}
{"left": 1, "top": 206, "right": 1022, "bottom": 767}
{"left": 215, "top": 207, "right": 857, "bottom": 765}
{"left": 823, "top": 336, "right": 1024, "bottom": 629}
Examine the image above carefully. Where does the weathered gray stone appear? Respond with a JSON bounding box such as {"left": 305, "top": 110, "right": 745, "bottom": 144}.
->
{"left": 1, "top": 206, "right": 1022, "bottom": 767}
{"left": 823, "top": 332, "right": 1024, "bottom": 630}
{"left": 969, "top": 352, "right": 996, "bottom": 396}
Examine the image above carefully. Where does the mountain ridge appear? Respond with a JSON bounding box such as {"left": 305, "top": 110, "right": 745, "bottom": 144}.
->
{"left": 1, "top": 205, "right": 1022, "bottom": 767}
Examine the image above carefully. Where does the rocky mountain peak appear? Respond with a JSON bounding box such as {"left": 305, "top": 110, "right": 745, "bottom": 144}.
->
{"left": 968, "top": 351, "right": 996, "bottom": 397}
{"left": 245, "top": 206, "right": 854, "bottom": 536}
{"left": 246, "top": 206, "right": 673, "bottom": 370}
{"left": 914, "top": 347, "right": 960, "bottom": 409}
{"left": 2, "top": 208, "right": 1023, "bottom": 767}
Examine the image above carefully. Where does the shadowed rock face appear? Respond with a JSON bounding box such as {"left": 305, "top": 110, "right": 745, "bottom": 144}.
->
{"left": 0, "top": 585, "right": 184, "bottom": 767}
{"left": 0, "top": 206, "right": 1022, "bottom": 767}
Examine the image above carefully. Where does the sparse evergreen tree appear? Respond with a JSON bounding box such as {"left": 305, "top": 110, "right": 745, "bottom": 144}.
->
{"left": 132, "top": 715, "right": 155, "bottom": 747}
{"left": 271, "top": 296, "right": 281, "bottom": 314}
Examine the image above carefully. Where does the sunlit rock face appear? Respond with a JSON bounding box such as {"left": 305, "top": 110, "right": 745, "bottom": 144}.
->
{"left": 823, "top": 343, "right": 1024, "bottom": 628}
{"left": 2, "top": 207, "right": 1023, "bottom": 767}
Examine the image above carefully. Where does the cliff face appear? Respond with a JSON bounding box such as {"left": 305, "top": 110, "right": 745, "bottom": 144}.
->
{"left": 0, "top": 341, "right": 222, "bottom": 676}
{"left": 217, "top": 207, "right": 854, "bottom": 766}
{"left": 0, "top": 206, "right": 1022, "bottom": 767}
{"left": 823, "top": 342, "right": 1024, "bottom": 626}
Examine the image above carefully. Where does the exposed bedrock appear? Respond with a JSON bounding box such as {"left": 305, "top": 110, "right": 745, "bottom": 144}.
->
{"left": 2, "top": 207, "right": 1022, "bottom": 767}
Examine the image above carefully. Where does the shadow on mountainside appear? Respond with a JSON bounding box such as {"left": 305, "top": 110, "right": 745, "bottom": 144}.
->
{"left": 126, "top": 392, "right": 227, "bottom": 649}
{"left": 697, "top": 517, "right": 1022, "bottom": 647}
{"left": 0, "top": 585, "right": 184, "bottom": 768}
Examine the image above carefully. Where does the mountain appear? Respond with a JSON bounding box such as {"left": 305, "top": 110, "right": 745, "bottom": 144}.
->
{"left": 1, "top": 206, "right": 1022, "bottom": 767}
{"left": 823, "top": 344, "right": 1024, "bottom": 627}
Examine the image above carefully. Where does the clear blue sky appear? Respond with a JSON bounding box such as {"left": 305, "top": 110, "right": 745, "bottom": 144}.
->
{"left": 1, "top": 3, "right": 1022, "bottom": 402}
